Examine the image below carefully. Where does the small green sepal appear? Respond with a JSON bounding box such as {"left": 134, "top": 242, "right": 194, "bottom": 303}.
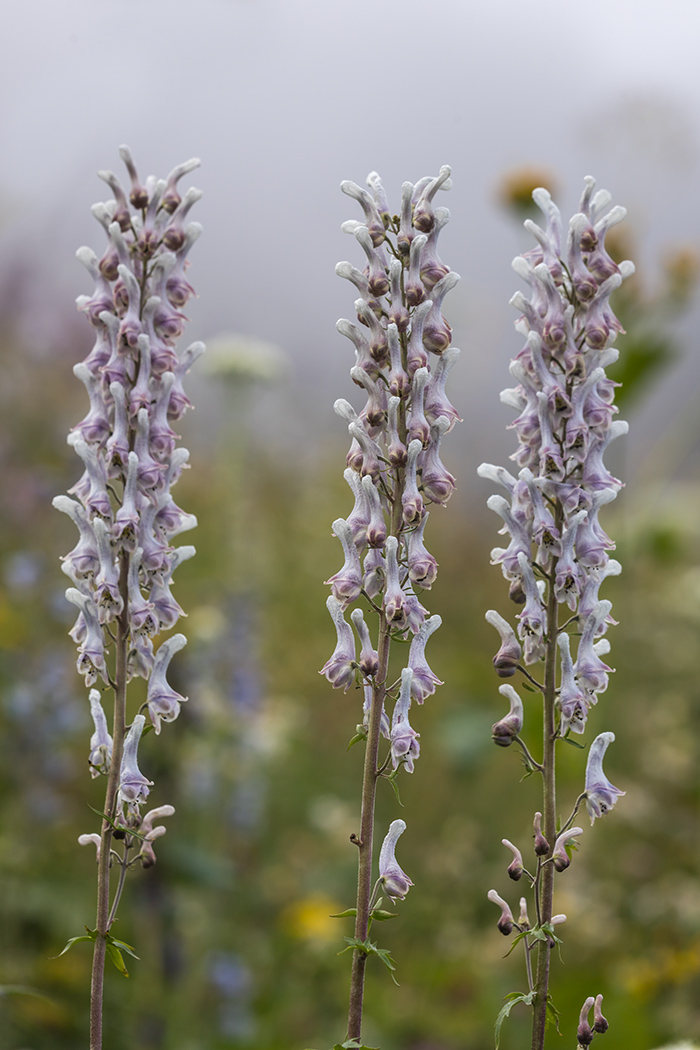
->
{"left": 347, "top": 729, "right": 367, "bottom": 751}
{"left": 370, "top": 909, "right": 399, "bottom": 921}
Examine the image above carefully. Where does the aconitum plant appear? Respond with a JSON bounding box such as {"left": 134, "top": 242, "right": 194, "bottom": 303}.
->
{"left": 54, "top": 147, "right": 203, "bottom": 1050}
{"left": 479, "top": 178, "right": 630, "bottom": 1050}
{"left": 322, "top": 167, "right": 459, "bottom": 1044}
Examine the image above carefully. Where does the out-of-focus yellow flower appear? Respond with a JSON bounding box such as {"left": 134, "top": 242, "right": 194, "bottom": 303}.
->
{"left": 281, "top": 894, "right": 344, "bottom": 945}
{"left": 664, "top": 246, "right": 700, "bottom": 304}
{"left": 497, "top": 167, "right": 557, "bottom": 217}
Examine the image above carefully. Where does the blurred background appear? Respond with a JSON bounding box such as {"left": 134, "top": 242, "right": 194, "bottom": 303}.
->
{"left": 1, "top": 0, "right": 700, "bottom": 1047}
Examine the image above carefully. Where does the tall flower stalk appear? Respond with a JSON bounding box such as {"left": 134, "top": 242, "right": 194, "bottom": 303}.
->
{"left": 322, "top": 168, "right": 459, "bottom": 1042}
{"left": 479, "top": 179, "right": 629, "bottom": 1050}
{"left": 55, "top": 147, "right": 203, "bottom": 1050}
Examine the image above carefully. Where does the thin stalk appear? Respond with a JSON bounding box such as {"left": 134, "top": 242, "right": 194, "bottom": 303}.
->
{"left": 346, "top": 616, "right": 390, "bottom": 1041}
{"left": 530, "top": 520, "right": 562, "bottom": 1050}
{"left": 90, "top": 552, "right": 129, "bottom": 1050}
{"left": 347, "top": 459, "right": 405, "bottom": 1042}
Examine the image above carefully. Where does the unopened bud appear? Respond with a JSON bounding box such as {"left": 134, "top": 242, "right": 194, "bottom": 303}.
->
{"left": 487, "top": 889, "right": 514, "bottom": 935}
{"left": 518, "top": 897, "right": 530, "bottom": 929}
{"left": 593, "top": 994, "right": 608, "bottom": 1034}
{"left": 552, "top": 827, "right": 582, "bottom": 872}
{"left": 577, "top": 996, "right": 595, "bottom": 1047}
{"left": 491, "top": 684, "right": 524, "bottom": 747}
{"left": 533, "top": 812, "right": 550, "bottom": 856}
{"left": 485, "top": 610, "right": 522, "bottom": 677}
{"left": 502, "top": 838, "right": 524, "bottom": 881}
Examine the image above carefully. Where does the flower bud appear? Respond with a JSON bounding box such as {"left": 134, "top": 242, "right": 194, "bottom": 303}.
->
{"left": 491, "top": 684, "right": 524, "bottom": 746}
{"left": 502, "top": 838, "right": 524, "bottom": 881}
{"left": 577, "top": 996, "right": 596, "bottom": 1047}
{"left": 485, "top": 609, "right": 522, "bottom": 677}
{"left": 487, "top": 889, "right": 514, "bottom": 935}
{"left": 593, "top": 994, "right": 608, "bottom": 1034}
{"left": 552, "top": 827, "right": 583, "bottom": 872}
{"left": 533, "top": 811, "right": 550, "bottom": 856}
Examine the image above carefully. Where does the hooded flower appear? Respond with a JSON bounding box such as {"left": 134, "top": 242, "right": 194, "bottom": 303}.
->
{"left": 118, "top": 715, "right": 153, "bottom": 810}
{"left": 378, "top": 818, "right": 413, "bottom": 901}
{"left": 585, "top": 731, "right": 625, "bottom": 824}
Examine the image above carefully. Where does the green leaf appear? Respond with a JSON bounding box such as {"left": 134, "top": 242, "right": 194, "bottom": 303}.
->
{"left": 0, "top": 984, "right": 54, "bottom": 1003}
{"left": 370, "top": 909, "right": 398, "bottom": 921}
{"left": 545, "top": 995, "right": 561, "bottom": 1034}
{"left": 339, "top": 938, "right": 399, "bottom": 985}
{"left": 108, "top": 936, "right": 140, "bottom": 960}
{"left": 52, "top": 927, "right": 97, "bottom": 959}
{"left": 561, "top": 735, "right": 586, "bottom": 749}
{"left": 329, "top": 909, "right": 357, "bottom": 919}
{"left": 347, "top": 731, "right": 367, "bottom": 751}
{"left": 502, "top": 928, "right": 532, "bottom": 958}
{"left": 385, "top": 770, "right": 403, "bottom": 807}
{"left": 494, "top": 991, "right": 535, "bottom": 1049}
{"left": 106, "top": 942, "right": 129, "bottom": 977}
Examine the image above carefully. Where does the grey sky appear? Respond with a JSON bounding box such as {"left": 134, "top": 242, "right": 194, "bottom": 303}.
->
{"left": 2, "top": 0, "right": 700, "bottom": 483}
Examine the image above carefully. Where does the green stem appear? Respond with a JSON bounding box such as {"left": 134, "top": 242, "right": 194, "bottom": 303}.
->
{"left": 90, "top": 552, "right": 129, "bottom": 1050}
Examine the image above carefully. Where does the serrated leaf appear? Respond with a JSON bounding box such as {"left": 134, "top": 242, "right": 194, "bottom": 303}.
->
{"left": 494, "top": 991, "right": 535, "bottom": 1049}
{"left": 329, "top": 909, "right": 357, "bottom": 919}
{"left": 340, "top": 938, "right": 399, "bottom": 985}
{"left": 545, "top": 995, "right": 561, "bottom": 1033}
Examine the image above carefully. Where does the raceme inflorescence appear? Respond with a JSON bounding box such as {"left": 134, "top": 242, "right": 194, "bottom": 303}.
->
{"left": 324, "top": 167, "right": 460, "bottom": 1043}
{"left": 55, "top": 146, "right": 204, "bottom": 1050}
{"left": 479, "top": 178, "right": 628, "bottom": 1050}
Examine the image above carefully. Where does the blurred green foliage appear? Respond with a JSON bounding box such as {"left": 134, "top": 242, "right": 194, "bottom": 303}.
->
{"left": 0, "top": 233, "right": 699, "bottom": 1050}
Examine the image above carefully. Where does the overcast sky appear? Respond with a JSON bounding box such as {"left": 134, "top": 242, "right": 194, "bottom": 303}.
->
{"left": 2, "top": 0, "right": 700, "bottom": 484}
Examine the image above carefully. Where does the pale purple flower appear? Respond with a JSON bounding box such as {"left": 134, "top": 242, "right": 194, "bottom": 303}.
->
{"left": 320, "top": 596, "right": 356, "bottom": 692}
{"left": 390, "top": 668, "right": 420, "bottom": 773}
{"left": 407, "top": 615, "right": 443, "bottom": 702}
{"left": 350, "top": 608, "right": 379, "bottom": 678}
{"left": 147, "top": 634, "right": 188, "bottom": 734}
{"left": 379, "top": 819, "right": 413, "bottom": 901}
{"left": 118, "top": 715, "right": 153, "bottom": 809}
{"left": 585, "top": 732, "right": 625, "bottom": 824}
{"left": 88, "top": 689, "right": 113, "bottom": 777}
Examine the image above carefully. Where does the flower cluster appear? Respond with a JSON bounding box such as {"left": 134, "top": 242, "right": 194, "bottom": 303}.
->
{"left": 56, "top": 146, "right": 203, "bottom": 846}
{"left": 480, "top": 178, "right": 632, "bottom": 740}
{"left": 321, "top": 168, "right": 459, "bottom": 769}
